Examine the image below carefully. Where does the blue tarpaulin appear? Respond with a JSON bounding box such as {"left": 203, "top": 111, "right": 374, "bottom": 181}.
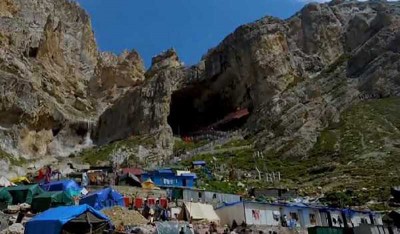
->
{"left": 25, "top": 204, "right": 110, "bottom": 234}
{"left": 41, "top": 180, "right": 82, "bottom": 197}
{"left": 79, "top": 187, "right": 125, "bottom": 210}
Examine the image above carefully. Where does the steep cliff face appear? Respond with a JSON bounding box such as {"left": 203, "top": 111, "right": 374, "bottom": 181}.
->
{"left": 0, "top": 0, "right": 98, "bottom": 159}
{"left": 93, "top": 50, "right": 185, "bottom": 164}
{"left": 189, "top": 0, "right": 400, "bottom": 159}
{"left": 0, "top": 0, "right": 146, "bottom": 165}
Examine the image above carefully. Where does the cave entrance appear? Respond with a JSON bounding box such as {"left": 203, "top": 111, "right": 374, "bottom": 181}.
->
{"left": 168, "top": 84, "right": 250, "bottom": 136}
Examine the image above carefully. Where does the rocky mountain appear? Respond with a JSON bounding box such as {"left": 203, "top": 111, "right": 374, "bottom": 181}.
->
{"left": 0, "top": 0, "right": 400, "bottom": 201}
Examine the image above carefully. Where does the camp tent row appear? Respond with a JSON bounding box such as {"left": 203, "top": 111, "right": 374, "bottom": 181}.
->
{"left": 0, "top": 181, "right": 125, "bottom": 213}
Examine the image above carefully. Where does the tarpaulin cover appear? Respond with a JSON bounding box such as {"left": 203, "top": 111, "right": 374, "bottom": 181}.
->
{"left": 41, "top": 180, "right": 82, "bottom": 197}
{"left": 10, "top": 177, "right": 30, "bottom": 184}
{"left": 79, "top": 187, "right": 124, "bottom": 210}
{"left": 182, "top": 202, "right": 220, "bottom": 222}
{"left": 6, "top": 184, "right": 43, "bottom": 204}
{"left": 25, "top": 204, "right": 110, "bottom": 234}
{"left": 0, "top": 188, "right": 12, "bottom": 207}
{"left": 31, "top": 191, "right": 73, "bottom": 212}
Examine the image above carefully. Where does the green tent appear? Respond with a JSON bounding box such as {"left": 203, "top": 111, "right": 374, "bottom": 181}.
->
{"left": 31, "top": 191, "right": 74, "bottom": 213}
{"left": 6, "top": 184, "right": 43, "bottom": 205}
{"left": 0, "top": 188, "right": 12, "bottom": 210}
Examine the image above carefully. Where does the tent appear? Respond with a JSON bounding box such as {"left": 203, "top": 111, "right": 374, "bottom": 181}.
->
{"left": 142, "top": 178, "right": 160, "bottom": 190}
{"left": 6, "top": 184, "right": 43, "bottom": 204}
{"left": 118, "top": 173, "right": 141, "bottom": 187}
{"left": 10, "top": 176, "right": 30, "bottom": 184}
{"left": 79, "top": 187, "right": 124, "bottom": 210}
{"left": 31, "top": 191, "right": 74, "bottom": 213}
{"left": 0, "top": 176, "right": 14, "bottom": 187}
{"left": 25, "top": 204, "right": 111, "bottom": 234}
{"left": 181, "top": 202, "right": 220, "bottom": 223}
{"left": 41, "top": 180, "right": 82, "bottom": 197}
{"left": 0, "top": 188, "right": 12, "bottom": 210}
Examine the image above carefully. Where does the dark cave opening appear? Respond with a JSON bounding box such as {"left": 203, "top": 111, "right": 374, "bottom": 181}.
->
{"left": 28, "top": 47, "right": 39, "bottom": 58}
{"left": 168, "top": 84, "right": 251, "bottom": 136}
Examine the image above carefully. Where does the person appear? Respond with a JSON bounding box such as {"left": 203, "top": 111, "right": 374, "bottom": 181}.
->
{"left": 232, "top": 220, "right": 238, "bottom": 230}
{"left": 45, "top": 165, "right": 52, "bottom": 183}
{"left": 16, "top": 210, "right": 26, "bottom": 223}
{"left": 179, "top": 227, "right": 185, "bottom": 234}
{"left": 281, "top": 215, "right": 288, "bottom": 227}
{"left": 142, "top": 200, "right": 150, "bottom": 219}
{"left": 154, "top": 200, "right": 162, "bottom": 220}
{"left": 188, "top": 221, "right": 195, "bottom": 234}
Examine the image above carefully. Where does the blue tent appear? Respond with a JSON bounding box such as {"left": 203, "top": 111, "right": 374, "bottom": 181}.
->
{"left": 25, "top": 204, "right": 110, "bottom": 234}
{"left": 41, "top": 180, "right": 82, "bottom": 197}
{"left": 79, "top": 187, "right": 124, "bottom": 210}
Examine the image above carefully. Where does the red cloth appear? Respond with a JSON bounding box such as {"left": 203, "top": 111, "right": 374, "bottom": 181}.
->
{"left": 135, "top": 197, "right": 143, "bottom": 208}
{"left": 123, "top": 197, "right": 130, "bottom": 207}
{"left": 37, "top": 169, "right": 44, "bottom": 180}
{"left": 160, "top": 198, "right": 167, "bottom": 208}
{"left": 147, "top": 197, "right": 155, "bottom": 206}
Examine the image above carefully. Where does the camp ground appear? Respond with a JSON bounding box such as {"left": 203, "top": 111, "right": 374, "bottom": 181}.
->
{"left": 5, "top": 184, "right": 43, "bottom": 205}
{"left": 40, "top": 179, "right": 83, "bottom": 197}
{"left": 25, "top": 204, "right": 111, "bottom": 234}
{"left": 79, "top": 187, "right": 124, "bottom": 210}
{"left": 31, "top": 191, "right": 73, "bottom": 213}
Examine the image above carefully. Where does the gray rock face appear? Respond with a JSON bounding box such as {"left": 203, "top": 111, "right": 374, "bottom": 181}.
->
{"left": 94, "top": 49, "right": 185, "bottom": 159}
{"left": 96, "top": 0, "right": 400, "bottom": 162}
{"left": 0, "top": 0, "right": 145, "bottom": 161}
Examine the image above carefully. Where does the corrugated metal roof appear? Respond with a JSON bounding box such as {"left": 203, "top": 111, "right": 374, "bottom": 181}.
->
{"left": 121, "top": 168, "right": 143, "bottom": 175}
{"left": 192, "top": 161, "right": 206, "bottom": 165}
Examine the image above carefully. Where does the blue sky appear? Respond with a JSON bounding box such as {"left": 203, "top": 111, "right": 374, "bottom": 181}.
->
{"left": 76, "top": 0, "right": 311, "bottom": 68}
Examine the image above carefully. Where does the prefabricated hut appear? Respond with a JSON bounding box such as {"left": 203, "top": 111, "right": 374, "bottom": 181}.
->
{"left": 25, "top": 204, "right": 111, "bottom": 234}
{"left": 31, "top": 191, "right": 74, "bottom": 213}
{"left": 5, "top": 184, "right": 43, "bottom": 204}
{"left": 216, "top": 201, "right": 322, "bottom": 227}
{"left": 182, "top": 188, "right": 242, "bottom": 208}
{"left": 79, "top": 187, "right": 124, "bottom": 210}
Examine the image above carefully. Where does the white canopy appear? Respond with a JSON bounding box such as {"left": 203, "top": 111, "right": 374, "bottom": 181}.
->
{"left": 183, "top": 201, "right": 220, "bottom": 222}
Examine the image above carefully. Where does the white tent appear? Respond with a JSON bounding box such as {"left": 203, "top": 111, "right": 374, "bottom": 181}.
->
{"left": 182, "top": 202, "right": 220, "bottom": 223}
{"left": 0, "top": 176, "right": 14, "bottom": 187}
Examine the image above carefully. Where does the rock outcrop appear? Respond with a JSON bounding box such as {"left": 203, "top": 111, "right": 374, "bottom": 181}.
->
{"left": 0, "top": 0, "right": 146, "bottom": 164}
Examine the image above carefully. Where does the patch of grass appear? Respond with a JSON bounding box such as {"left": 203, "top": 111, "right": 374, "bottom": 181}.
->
{"left": 321, "top": 54, "right": 351, "bottom": 76}
{"left": 0, "top": 149, "right": 25, "bottom": 166}
{"left": 218, "top": 139, "right": 252, "bottom": 149}
{"left": 173, "top": 139, "right": 208, "bottom": 154}
{"left": 78, "top": 135, "right": 157, "bottom": 165}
